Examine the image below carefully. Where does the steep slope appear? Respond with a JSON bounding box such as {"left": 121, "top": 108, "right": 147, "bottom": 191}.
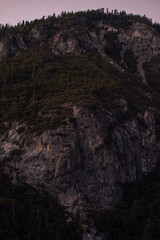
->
{"left": 1, "top": 104, "right": 160, "bottom": 212}
{"left": 0, "top": 10, "right": 160, "bottom": 216}
{"left": 1, "top": 12, "right": 160, "bottom": 82}
{"left": 89, "top": 164, "right": 160, "bottom": 240}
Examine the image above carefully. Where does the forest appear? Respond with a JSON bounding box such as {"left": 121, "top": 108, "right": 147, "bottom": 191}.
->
{"left": 0, "top": 170, "right": 82, "bottom": 240}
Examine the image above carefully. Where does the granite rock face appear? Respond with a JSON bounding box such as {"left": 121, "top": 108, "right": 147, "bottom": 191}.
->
{"left": 1, "top": 102, "right": 160, "bottom": 212}
{"left": 1, "top": 21, "right": 160, "bottom": 82}
{"left": 118, "top": 22, "right": 160, "bottom": 83}
{"left": 1, "top": 17, "right": 160, "bottom": 213}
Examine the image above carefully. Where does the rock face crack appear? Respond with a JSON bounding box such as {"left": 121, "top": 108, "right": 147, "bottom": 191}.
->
{"left": 1, "top": 21, "right": 160, "bottom": 84}
{"left": 1, "top": 104, "right": 160, "bottom": 212}
{"left": 118, "top": 22, "right": 160, "bottom": 84}
{"left": 137, "top": 58, "right": 148, "bottom": 84}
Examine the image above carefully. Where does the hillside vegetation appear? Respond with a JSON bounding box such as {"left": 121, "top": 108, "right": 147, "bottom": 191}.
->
{"left": 1, "top": 9, "right": 160, "bottom": 240}
{"left": 0, "top": 10, "right": 160, "bottom": 133}
{"left": 0, "top": 170, "right": 82, "bottom": 240}
{"left": 89, "top": 162, "right": 160, "bottom": 240}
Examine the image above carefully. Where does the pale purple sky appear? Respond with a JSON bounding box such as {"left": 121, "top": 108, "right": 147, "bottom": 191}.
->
{"left": 0, "top": 0, "right": 160, "bottom": 26}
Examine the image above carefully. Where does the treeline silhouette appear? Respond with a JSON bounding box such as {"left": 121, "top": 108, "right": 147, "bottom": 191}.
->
{"left": 0, "top": 9, "right": 160, "bottom": 40}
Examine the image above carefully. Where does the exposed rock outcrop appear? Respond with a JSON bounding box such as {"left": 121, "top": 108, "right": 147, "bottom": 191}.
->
{"left": 1, "top": 20, "right": 160, "bottom": 83}
{"left": 118, "top": 22, "right": 160, "bottom": 83}
{"left": 1, "top": 101, "right": 160, "bottom": 212}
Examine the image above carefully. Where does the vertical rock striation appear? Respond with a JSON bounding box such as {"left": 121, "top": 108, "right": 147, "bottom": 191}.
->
{"left": 0, "top": 102, "right": 160, "bottom": 212}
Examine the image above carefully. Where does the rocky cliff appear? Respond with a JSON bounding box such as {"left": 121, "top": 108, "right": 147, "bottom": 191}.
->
{"left": 1, "top": 101, "right": 160, "bottom": 212}
{"left": 1, "top": 19, "right": 160, "bottom": 82}
{"left": 0, "top": 11, "right": 160, "bottom": 216}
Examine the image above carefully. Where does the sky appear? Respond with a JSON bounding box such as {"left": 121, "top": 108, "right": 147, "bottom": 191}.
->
{"left": 0, "top": 0, "right": 160, "bottom": 26}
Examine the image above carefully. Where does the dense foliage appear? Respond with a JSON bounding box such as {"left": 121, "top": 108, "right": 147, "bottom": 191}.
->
{"left": 144, "top": 54, "right": 160, "bottom": 90}
{"left": 0, "top": 171, "right": 82, "bottom": 240}
{"left": 0, "top": 45, "right": 154, "bottom": 133}
{"left": 0, "top": 9, "right": 160, "bottom": 133}
{"left": 89, "top": 162, "right": 160, "bottom": 240}
{"left": 123, "top": 49, "right": 137, "bottom": 73}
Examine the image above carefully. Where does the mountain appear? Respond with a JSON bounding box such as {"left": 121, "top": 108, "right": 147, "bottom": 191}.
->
{"left": 0, "top": 9, "right": 160, "bottom": 239}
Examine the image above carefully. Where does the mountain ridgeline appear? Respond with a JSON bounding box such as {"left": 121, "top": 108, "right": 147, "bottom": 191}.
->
{"left": 0, "top": 9, "right": 160, "bottom": 240}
